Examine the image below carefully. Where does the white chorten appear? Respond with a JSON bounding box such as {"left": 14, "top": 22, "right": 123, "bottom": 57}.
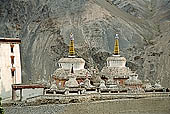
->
{"left": 106, "top": 34, "right": 126, "bottom": 68}
{"left": 65, "top": 66, "right": 79, "bottom": 88}
{"left": 101, "top": 34, "right": 133, "bottom": 77}
{"left": 99, "top": 80, "right": 106, "bottom": 88}
{"left": 101, "top": 34, "right": 134, "bottom": 85}
{"left": 57, "top": 33, "right": 85, "bottom": 70}
{"left": 125, "top": 74, "right": 142, "bottom": 86}
{"left": 53, "top": 33, "right": 91, "bottom": 86}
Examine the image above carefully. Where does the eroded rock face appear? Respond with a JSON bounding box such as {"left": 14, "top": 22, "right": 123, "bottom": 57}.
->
{"left": 0, "top": 0, "right": 170, "bottom": 87}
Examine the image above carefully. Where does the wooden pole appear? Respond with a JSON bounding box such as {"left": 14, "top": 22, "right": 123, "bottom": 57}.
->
{"left": 20, "top": 89, "right": 22, "bottom": 101}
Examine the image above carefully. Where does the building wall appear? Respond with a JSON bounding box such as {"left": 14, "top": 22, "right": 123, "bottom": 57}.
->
{"left": 0, "top": 43, "right": 21, "bottom": 99}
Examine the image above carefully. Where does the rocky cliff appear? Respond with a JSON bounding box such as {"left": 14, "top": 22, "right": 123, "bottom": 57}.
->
{"left": 0, "top": 0, "right": 170, "bottom": 87}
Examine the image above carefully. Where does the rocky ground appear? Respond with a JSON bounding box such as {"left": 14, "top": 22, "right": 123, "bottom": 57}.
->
{"left": 0, "top": 0, "right": 170, "bottom": 87}
{"left": 3, "top": 97, "right": 170, "bottom": 114}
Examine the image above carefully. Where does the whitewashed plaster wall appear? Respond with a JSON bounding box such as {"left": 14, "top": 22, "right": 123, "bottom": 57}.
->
{"left": 21, "top": 88, "right": 44, "bottom": 101}
{"left": 0, "top": 43, "right": 21, "bottom": 99}
{"left": 107, "top": 60, "right": 126, "bottom": 67}
{"left": 60, "top": 62, "right": 85, "bottom": 70}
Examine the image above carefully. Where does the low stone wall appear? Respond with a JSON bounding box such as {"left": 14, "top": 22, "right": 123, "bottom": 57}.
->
{"left": 25, "top": 92, "right": 170, "bottom": 104}
{"left": 4, "top": 97, "right": 170, "bottom": 114}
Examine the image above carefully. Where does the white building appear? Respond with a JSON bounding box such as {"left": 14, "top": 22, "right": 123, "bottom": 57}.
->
{"left": 53, "top": 33, "right": 91, "bottom": 87}
{"left": 57, "top": 33, "right": 86, "bottom": 71}
{"left": 0, "top": 38, "right": 21, "bottom": 99}
{"left": 101, "top": 34, "right": 134, "bottom": 85}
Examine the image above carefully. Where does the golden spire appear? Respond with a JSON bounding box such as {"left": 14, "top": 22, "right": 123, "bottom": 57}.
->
{"left": 69, "top": 33, "right": 75, "bottom": 57}
{"left": 113, "top": 34, "right": 120, "bottom": 55}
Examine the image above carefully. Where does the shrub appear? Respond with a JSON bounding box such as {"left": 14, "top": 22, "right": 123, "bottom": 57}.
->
{"left": 0, "top": 97, "right": 4, "bottom": 114}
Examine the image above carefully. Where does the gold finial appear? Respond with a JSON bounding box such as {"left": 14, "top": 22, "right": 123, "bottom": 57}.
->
{"left": 113, "top": 34, "right": 120, "bottom": 55}
{"left": 69, "top": 33, "right": 75, "bottom": 57}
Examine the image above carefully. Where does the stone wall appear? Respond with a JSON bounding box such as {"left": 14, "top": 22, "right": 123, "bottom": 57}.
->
{"left": 4, "top": 97, "right": 170, "bottom": 114}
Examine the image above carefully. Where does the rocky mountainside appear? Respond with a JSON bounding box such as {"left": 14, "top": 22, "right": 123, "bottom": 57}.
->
{"left": 0, "top": 0, "right": 170, "bottom": 87}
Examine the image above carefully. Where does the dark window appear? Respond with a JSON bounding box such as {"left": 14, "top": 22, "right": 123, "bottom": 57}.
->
{"left": 11, "top": 56, "right": 15, "bottom": 65}
{"left": 11, "top": 71, "right": 15, "bottom": 76}
{"left": 11, "top": 58, "right": 14, "bottom": 64}
{"left": 10, "top": 44, "right": 14, "bottom": 53}
{"left": 11, "top": 47, "right": 14, "bottom": 53}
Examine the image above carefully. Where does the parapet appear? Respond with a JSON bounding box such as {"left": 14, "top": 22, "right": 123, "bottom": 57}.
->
{"left": 0, "top": 37, "right": 21, "bottom": 44}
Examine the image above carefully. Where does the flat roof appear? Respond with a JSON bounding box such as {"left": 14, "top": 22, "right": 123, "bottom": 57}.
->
{"left": 12, "top": 84, "right": 45, "bottom": 89}
{"left": 0, "top": 37, "right": 21, "bottom": 43}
